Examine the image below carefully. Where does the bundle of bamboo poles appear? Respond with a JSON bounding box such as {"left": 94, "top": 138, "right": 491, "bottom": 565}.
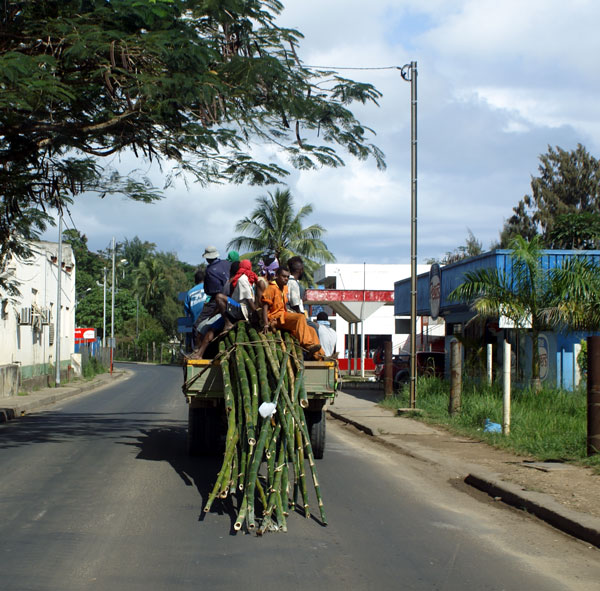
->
{"left": 203, "top": 322, "right": 326, "bottom": 534}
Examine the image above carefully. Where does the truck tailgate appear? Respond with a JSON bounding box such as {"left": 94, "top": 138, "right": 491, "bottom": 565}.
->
{"left": 184, "top": 359, "right": 338, "bottom": 398}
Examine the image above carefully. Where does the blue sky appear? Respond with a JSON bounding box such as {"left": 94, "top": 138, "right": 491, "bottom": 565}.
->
{"left": 44, "top": 0, "right": 600, "bottom": 267}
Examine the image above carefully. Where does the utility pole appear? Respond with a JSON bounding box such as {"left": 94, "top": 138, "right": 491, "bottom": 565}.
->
{"left": 111, "top": 237, "right": 115, "bottom": 373}
{"left": 103, "top": 266, "right": 107, "bottom": 345}
{"left": 55, "top": 215, "right": 63, "bottom": 386}
{"left": 401, "top": 61, "right": 418, "bottom": 409}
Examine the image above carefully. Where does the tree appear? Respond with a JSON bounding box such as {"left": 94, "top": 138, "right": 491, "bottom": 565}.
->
{"left": 427, "top": 229, "right": 483, "bottom": 266}
{"left": 227, "top": 187, "right": 335, "bottom": 281}
{"left": 546, "top": 256, "right": 600, "bottom": 331}
{"left": 0, "top": 0, "right": 385, "bottom": 292}
{"left": 121, "top": 237, "right": 157, "bottom": 270}
{"left": 449, "top": 236, "right": 552, "bottom": 390}
{"left": 546, "top": 212, "right": 600, "bottom": 250}
{"left": 134, "top": 257, "right": 168, "bottom": 319}
{"left": 500, "top": 144, "right": 600, "bottom": 247}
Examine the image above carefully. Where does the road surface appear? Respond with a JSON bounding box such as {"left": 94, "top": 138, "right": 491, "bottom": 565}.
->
{"left": 1, "top": 363, "right": 598, "bottom": 590}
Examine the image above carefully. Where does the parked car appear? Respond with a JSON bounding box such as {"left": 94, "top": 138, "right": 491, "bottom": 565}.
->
{"left": 375, "top": 351, "right": 445, "bottom": 389}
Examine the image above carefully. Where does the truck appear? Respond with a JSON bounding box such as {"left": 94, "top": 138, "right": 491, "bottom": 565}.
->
{"left": 183, "top": 356, "right": 339, "bottom": 459}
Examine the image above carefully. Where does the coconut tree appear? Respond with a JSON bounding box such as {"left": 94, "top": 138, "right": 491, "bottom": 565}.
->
{"left": 227, "top": 187, "right": 335, "bottom": 282}
{"left": 449, "top": 235, "right": 552, "bottom": 390}
{"left": 546, "top": 257, "right": 600, "bottom": 330}
{"left": 134, "top": 258, "right": 168, "bottom": 319}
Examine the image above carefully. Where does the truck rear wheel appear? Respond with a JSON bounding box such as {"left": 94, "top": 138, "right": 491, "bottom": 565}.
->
{"left": 305, "top": 409, "right": 326, "bottom": 459}
{"left": 188, "top": 406, "right": 224, "bottom": 456}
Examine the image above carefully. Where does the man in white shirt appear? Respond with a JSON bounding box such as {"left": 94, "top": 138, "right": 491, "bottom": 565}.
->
{"left": 316, "top": 311, "right": 336, "bottom": 357}
{"left": 286, "top": 256, "right": 305, "bottom": 314}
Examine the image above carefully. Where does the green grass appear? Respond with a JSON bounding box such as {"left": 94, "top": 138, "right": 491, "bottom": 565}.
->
{"left": 82, "top": 357, "right": 107, "bottom": 379}
{"left": 381, "top": 377, "right": 600, "bottom": 469}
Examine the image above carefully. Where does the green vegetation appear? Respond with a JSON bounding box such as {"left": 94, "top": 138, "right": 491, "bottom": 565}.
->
{"left": 500, "top": 144, "right": 600, "bottom": 248}
{"left": 449, "top": 235, "right": 552, "bottom": 389}
{"left": 227, "top": 188, "right": 336, "bottom": 283}
{"left": 68, "top": 229, "right": 193, "bottom": 356}
{"left": 82, "top": 356, "right": 106, "bottom": 379}
{"left": 1, "top": 0, "right": 384, "bottom": 294}
{"left": 381, "top": 377, "right": 599, "bottom": 468}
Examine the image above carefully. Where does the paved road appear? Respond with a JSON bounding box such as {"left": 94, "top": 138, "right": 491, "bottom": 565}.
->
{"left": 1, "top": 364, "right": 598, "bottom": 591}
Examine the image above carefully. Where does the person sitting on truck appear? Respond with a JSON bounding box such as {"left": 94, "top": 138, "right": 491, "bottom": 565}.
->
{"left": 184, "top": 268, "right": 206, "bottom": 325}
{"left": 214, "top": 259, "right": 259, "bottom": 331}
{"left": 316, "top": 311, "right": 336, "bottom": 357}
{"left": 184, "top": 268, "right": 207, "bottom": 348}
{"left": 286, "top": 256, "right": 305, "bottom": 314}
{"left": 193, "top": 245, "right": 231, "bottom": 337}
{"left": 261, "top": 265, "right": 324, "bottom": 360}
{"left": 258, "top": 250, "right": 279, "bottom": 282}
{"left": 192, "top": 261, "right": 241, "bottom": 358}
{"left": 203, "top": 245, "right": 231, "bottom": 297}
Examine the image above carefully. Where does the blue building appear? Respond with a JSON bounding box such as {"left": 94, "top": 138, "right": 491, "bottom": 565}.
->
{"left": 394, "top": 250, "right": 600, "bottom": 390}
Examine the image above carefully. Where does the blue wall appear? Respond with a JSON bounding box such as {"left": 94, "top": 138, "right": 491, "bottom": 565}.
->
{"left": 394, "top": 249, "right": 600, "bottom": 317}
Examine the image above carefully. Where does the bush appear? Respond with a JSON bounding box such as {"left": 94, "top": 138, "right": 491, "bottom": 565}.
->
{"left": 82, "top": 356, "right": 106, "bottom": 379}
{"left": 380, "top": 377, "right": 592, "bottom": 462}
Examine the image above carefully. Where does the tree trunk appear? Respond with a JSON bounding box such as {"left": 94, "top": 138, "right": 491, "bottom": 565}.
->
{"left": 531, "top": 329, "right": 541, "bottom": 392}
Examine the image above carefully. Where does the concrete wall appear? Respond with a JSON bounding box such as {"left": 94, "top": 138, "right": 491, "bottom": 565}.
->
{"left": 0, "top": 364, "right": 19, "bottom": 398}
{"left": 0, "top": 241, "right": 76, "bottom": 396}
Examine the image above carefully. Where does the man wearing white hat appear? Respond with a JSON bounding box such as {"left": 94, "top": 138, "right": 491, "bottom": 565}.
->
{"left": 202, "top": 245, "right": 230, "bottom": 297}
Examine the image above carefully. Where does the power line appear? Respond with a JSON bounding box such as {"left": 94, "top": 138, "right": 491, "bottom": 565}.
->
{"left": 304, "top": 64, "right": 400, "bottom": 71}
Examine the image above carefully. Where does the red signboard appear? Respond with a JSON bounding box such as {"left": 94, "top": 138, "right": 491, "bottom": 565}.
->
{"left": 75, "top": 327, "right": 96, "bottom": 343}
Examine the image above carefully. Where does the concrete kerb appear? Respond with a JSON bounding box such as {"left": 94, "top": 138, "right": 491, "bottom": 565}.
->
{"left": 326, "top": 406, "right": 600, "bottom": 550}
{"left": 0, "top": 370, "right": 130, "bottom": 423}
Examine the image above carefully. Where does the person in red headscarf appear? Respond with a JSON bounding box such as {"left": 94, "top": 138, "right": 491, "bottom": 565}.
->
{"left": 213, "top": 259, "right": 260, "bottom": 332}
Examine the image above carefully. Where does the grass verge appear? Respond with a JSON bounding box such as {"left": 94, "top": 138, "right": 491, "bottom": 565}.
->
{"left": 82, "top": 357, "right": 107, "bottom": 379}
{"left": 380, "top": 377, "right": 600, "bottom": 470}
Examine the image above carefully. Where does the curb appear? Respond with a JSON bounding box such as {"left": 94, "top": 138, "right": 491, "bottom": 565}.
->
{"left": 0, "top": 371, "right": 129, "bottom": 423}
{"left": 327, "top": 408, "right": 600, "bottom": 549}
{"left": 327, "top": 410, "right": 375, "bottom": 436}
{"left": 465, "top": 473, "right": 600, "bottom": 549}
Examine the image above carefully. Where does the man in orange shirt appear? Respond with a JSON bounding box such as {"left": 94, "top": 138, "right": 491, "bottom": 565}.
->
{"left": 261, "top": 265, "right": 324, "bottom": 359}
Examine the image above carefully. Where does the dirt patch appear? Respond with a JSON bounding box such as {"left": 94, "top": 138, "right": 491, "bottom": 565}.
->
{"left": 395, "top": 424, "right": 600, "bottom": 519}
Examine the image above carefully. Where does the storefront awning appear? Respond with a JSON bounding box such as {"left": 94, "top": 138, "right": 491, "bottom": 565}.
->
{"left": 304, "top": 289, "right": 393, "bottom": 323}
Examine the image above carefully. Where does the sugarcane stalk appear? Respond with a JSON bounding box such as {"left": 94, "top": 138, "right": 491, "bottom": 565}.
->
{"left": 280, "top": 382, "right": 327, "bottom": 524}
{"left": 255, "top": 477, "right": 268, "bottom": 515}
{"left": 298, "top": 377, "right": 308, "bottom": 408}
{"left": 205, "top": 323, "right": 327, "bottom": 533}
{"left": 258, "top": 331, "right": 280, "bottom": 379}
{"left": 249, "top": 328, "right": 272, "bottom": 403}
{"left": 266, "top": 423, "right": 281, "bottom": 487}
{"left": 234, "top": 495, "right": 249, "bottom": 531}
{"left": 234, "top": 346, "right": 255, "bottom": 446}
{"left": 281, "top": 456, "right": 290, "bottom": 514}
{"left": 295, "top": 424, "right": 310, "bottom": 518}
{"left": 230, "top": 447, "right": 238, "bottom": 495}
{"left": 204, "top": 429, "right": 239, "bottom": 513}
{"left": 241, "top": 346, "right": 259, "bottom": 429}
{"left": 242, "top": 419, "right": 272, "bottom": 530}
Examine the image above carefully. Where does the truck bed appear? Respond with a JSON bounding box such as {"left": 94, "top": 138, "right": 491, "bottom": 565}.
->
{"left": 183, "top": 358, "right": 338, "bottom": 400}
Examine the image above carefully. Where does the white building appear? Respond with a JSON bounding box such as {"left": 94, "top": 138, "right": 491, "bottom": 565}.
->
{"left": 0, "top": 241, "right": 76, "bottom": 396}
{"left": 310, "top": 264, "right": 445, "bottom": 370}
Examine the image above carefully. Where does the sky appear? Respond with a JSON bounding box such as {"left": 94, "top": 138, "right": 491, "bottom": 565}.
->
{"left": 44, "top": 0, "right": 600, "bottom": 267}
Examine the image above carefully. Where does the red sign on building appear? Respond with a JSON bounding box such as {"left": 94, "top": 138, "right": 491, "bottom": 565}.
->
{"left": 75, "top": 327, "right": 96, "bottom": 343}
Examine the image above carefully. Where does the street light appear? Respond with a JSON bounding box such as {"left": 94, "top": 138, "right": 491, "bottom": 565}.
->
{"left": 400, "top": 61, "right": 418, "bottom": 409}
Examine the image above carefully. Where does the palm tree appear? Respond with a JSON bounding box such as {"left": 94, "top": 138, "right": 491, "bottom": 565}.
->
{"left": 449, "top": 235, "right": 551, "bottom": 390}
{"left": 227, "top": 187, "right": 335, "bottom": 281}
{"left": 134, "top": 258, "right": 168, "bottom": 318}
{"left": 547, "top": 256, "right": 600, "bottom": 330}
